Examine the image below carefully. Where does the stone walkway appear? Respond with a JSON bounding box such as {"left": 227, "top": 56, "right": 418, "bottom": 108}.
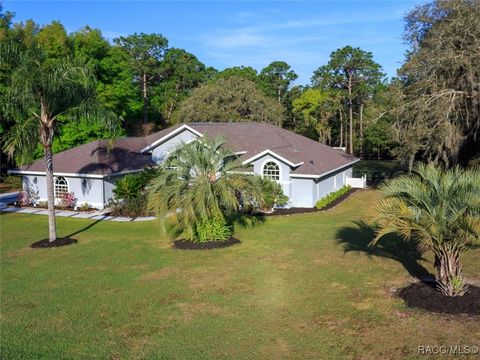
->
{"left": 0, "top": 206, "right": 156, "bottom": 222}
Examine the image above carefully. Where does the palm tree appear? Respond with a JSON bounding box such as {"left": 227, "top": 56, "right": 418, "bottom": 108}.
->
{"left": 147, "top": 137, "right": 264, "bottom": 242}
{"left": 1, "top": 44, "right": 118, "bottom": 242}
{"left": 371, "top": 163, "right": 480, "bottom": 296}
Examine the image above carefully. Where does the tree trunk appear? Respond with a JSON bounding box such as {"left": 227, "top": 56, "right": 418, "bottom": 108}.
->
{"left": 435, "top": 244, "right": 465, "bottom": 296}
{"left": 44, "top": 143, "right": 57, "bottom": 242}
{"left": 339, "top": 110, "right": 343, "bottom": 148}
{"left": 348, "top": 76, "right": 353, "bottom": 155}
{"left": 408, "top": 154, "right": 415, "bottom": 174}
{"left": 143, "top": 72, "right": 148, "bottom": 124}
{"left": 359, "top": 103, "right": 364, "bottom": 158}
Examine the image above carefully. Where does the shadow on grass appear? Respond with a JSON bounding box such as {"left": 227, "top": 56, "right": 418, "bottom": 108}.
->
{"left": 64, "top": 219, "right": 104, "bottom": 239}
{"left": 229, "top": 212, "right": 267, "bottom": 229}
{"left": 336, "top": 220, "right": 434, "bottom": 281}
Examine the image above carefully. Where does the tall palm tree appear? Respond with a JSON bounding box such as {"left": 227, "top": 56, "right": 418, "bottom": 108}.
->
{"left": 147, "top": 137, "right": 264, "bottom": 242}
{"left": 1, "top": 44, "right": 118, "bottom": 242}
{"left": 371, "top": 163, "right": 480, "bottom": 296}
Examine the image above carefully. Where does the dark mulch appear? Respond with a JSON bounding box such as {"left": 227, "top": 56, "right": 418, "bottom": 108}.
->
{"left": 260, "top": 188, "right": 358, "bottom": 216}
{"left": 173, "top": 237, "right": 241, "bottom": 250}
{"left": 399, "top": 282, "right": 480, "bottom": 316}
{"left": 30, "top": 238, "right": 78, "bottom": 248}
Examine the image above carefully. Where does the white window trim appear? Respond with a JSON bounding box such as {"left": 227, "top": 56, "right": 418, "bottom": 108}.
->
{"left": 242, "top": 149, "right": 303, "bottom": 168}
{"left": 261, "top": 158, "right": 282, "bottom": 183}
{"left": 54, "top": 176, "right": 69, "bottom": 200}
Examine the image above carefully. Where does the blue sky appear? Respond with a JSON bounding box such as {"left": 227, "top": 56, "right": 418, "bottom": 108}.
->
{"left": 4, "top": 1, "right": 424, "bottom": 84}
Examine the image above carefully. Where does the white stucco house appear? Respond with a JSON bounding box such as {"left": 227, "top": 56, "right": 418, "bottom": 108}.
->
{"left": 10, "top": 122, "right": 359, "bottom": 209}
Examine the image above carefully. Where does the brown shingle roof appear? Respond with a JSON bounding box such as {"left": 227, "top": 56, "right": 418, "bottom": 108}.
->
{"left": 17, "top": 137, "right": 153, "bottom": 176}
{"left": 14, "top": 122, "right": 357, "bottom": 177}
{"left": 187, "top": 122, "right": 357, "bottom": 176}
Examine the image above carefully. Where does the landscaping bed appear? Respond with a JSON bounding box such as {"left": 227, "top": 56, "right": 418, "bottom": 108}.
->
{"left": 261, "top": 188, "right": 358, "bottom": 216}
{"left": 30, "top": 238, "right": 78, "bottom": 248}
{"left": 398, "top": 282, "right": 480, "bottom": 316}
{"left": 173, "top": 237, "right": 241, "bottom": 250}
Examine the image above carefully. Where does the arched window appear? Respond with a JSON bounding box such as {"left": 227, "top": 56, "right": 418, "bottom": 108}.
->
{"left": 263, "top": 162, "right": 280, "bottom": 181}
{"left": 54, "top": 176, "right": 69, "bottom": 199}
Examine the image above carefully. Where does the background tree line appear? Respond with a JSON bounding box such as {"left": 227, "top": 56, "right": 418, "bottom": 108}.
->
{"left": 1, "top": 0, "right": 478, "bottom": 170}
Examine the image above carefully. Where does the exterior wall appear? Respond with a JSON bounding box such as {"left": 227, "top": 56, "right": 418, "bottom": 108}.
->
{"left": 23, "top": 175, "right": 105, "bottom": 209}
{"left": 251, "top": 154, "right": 292, "bottom": 204}
{"left": 289, "top": 178, "right": 316, "bottom": 207}
{"left": 289, "top": 165, "right": 354, "bottom": 208}
{"left": 151, "top": 129, "right": 199, "bottom": 164}
{"left": 314, "top": 166, "right": 353, "bottom": 205}
{"left": 104, "top": 175, "right": 124, "bottom": 204}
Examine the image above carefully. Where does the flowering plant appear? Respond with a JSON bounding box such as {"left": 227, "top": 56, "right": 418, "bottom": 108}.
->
{"left": 60, "top": 192, "right": 77, "bottom": 209}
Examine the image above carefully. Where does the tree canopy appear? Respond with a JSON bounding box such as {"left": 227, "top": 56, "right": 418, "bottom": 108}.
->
{"left": 177, "top": 77, "right": 285, "bottom": 124}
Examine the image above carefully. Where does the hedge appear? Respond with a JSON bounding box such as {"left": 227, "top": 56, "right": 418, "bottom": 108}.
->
{"left": 315, "top": 185, "right": 352, "bottom": 210}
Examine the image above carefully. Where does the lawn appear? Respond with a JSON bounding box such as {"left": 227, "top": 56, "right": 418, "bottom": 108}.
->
{"left": 353, "top": 160, "right": 406, "bottom": 185}
{"left": 1, "top": 190, "right": 479, "bottom": 359}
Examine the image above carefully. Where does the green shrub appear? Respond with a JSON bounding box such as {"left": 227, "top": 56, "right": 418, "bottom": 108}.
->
{"left": 193, "top": 217, "right": 233, "bottom": 243}
{"left": 315, "top": 185, "right": 351, "bottom": 210}
{"left": 112, "top": 169, "right": 158, "bottom": 217}
{"left": 79, "top": 202, "right": 91, "bottom": 211}
{"left": 257, "top": 177, "right": 289, "bottom": 210}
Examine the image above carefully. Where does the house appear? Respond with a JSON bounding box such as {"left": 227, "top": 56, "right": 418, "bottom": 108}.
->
{"left": 10, "top": 122, "right": 359, "bottom": 209}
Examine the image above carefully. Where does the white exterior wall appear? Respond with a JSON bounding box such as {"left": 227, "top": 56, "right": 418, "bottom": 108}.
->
{"left": 23, "top": 175, "right": 105, "bottom": 209}
{"left": 251, "top": 154, "right": 292, "bottom": 205}
{"left": 151, "top": 129, "right": 199, "bottom": 164}
{"left": 290, "top": 178, "right": 316, "bottom": 207}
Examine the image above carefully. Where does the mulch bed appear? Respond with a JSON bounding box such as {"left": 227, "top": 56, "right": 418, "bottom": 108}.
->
{"left": 30, "top": 238, "right": 78, "bottom": 248}
{"left": 259, "top": 188, "right": 358, "bottom": 216}
{"left": 398, "top": 282, "right": 480, "bottom": 316}
{"left": 173, "top": 237, "right": 241, "bottom": 250}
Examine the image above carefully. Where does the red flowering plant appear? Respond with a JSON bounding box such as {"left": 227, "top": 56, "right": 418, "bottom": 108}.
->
{"left": 17, "top": 188, "right": 40, "bottom": 207}
{"left": 18, "top": 191, "right": 30, "bottom": 206}
{"left": 60, "top": 192, "right": 77, "bottom": 209}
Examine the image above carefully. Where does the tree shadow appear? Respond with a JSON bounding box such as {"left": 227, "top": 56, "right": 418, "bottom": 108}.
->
{"left": 64, "top": 219, "right": 104, "bottom": 239}
{"left": 228, "top": 212, "right": 267, "bottom": 229}
{"left": 336, "top": 220, "right": 434, "bottom": 281}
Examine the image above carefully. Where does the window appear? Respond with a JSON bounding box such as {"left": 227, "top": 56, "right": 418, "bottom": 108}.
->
{"left": 263, "top": 161, "right": 280, "bottom": 181}
{"left": 54, "top": 176, "right": 69, "bottom": 200}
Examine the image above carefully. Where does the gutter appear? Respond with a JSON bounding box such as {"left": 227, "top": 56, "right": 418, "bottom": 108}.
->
{"left": 289, "top": 158, "right": 361, "bottom": 179}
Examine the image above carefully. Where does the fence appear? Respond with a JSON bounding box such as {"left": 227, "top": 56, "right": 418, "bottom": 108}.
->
{"left": 346, "top": 175, "right": 367, "bottom": 189}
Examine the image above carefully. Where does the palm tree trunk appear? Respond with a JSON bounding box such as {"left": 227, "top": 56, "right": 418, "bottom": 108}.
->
{"left": 435, "top": 244, "right": 465, "bottom": 296}
{"left": 44, "top": 144, "right": 57, "bottom": 242}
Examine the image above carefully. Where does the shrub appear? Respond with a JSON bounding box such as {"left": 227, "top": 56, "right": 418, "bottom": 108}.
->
{"left": 79, "top": 202, "right": 91, "bottom": 211}
{"left": 258, "top": 178, "right": 288, "bottom": 211}
{"left": 113, "top": 170, "right": 157, "bottom": 202}
{"left": 60, "top": 192, "right": 77, "bottom": 209}
{"left": 18, "top": 191, "right": 30, "bottom": 206}
{"left": 17, "top": 187, "right": 39, "bottom": 206}
{"left": 315, "top": 185, "right": 351, "bottom": 210}
{"left": 193, "top": 217, "right": 233, "bottom": 243}
{"left": 112, "top": 171, "right": 158, "bottom": 217}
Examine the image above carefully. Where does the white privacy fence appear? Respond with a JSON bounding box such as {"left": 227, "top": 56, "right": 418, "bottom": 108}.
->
{"left": 346, "top": 175, "right": 367, "bottom": 188}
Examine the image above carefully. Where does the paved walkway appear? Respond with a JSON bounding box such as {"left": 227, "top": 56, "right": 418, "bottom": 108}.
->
{"left": 0, "top": 205, "right": 156, "bottom": 222}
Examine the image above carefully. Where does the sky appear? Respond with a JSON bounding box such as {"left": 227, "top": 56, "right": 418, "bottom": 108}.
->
{"left": 3, "top": 0, "right": 424, "bottom": 84}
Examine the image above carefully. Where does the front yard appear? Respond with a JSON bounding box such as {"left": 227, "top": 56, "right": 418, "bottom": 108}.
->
{"left": 1, "top": 190, "right": 479, "bottom": 359}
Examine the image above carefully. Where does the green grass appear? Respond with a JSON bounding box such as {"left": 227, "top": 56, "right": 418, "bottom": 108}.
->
{"left": 353, "top": 160, "right": 406, "bottom": 184}
{"left": 1, "top": 190, "right": 479, "bottom": 359}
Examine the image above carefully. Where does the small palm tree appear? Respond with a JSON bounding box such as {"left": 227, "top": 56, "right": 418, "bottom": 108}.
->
{"left": 147, "top": 137, "right": 264, "bottom": 242}
{"left": 371, "top": 163, "right": 480, "bottom": 296}
{"left": 1, "top": 44, "right": 118, "bottom": 242}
